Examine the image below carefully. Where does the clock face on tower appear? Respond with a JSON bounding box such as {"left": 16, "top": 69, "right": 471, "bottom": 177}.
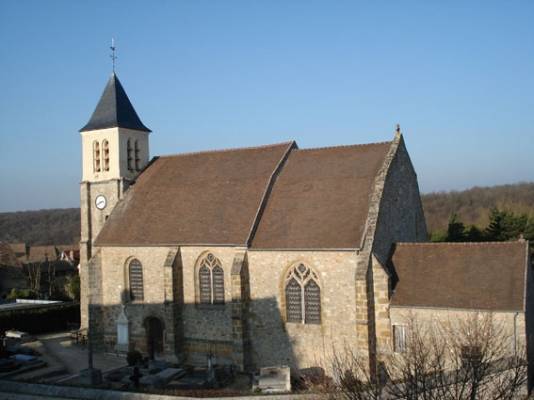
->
{"left": 95, "top": 195, "right": 107, "bottom": 210}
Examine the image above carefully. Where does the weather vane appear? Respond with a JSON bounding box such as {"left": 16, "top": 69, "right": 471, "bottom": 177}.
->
{"left": 110, "top": 38, "right": 117, "bottom": 73}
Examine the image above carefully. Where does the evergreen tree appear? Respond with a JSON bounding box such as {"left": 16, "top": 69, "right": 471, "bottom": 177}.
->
{"left": 446, "top": 214, "right": 466, "bottom": 242}
{"left": 484, "top": 208, "right": 529, "bottom": 241}
{"left": 465, "top": 225, "right": 483, "bottom": 241}
{"left": 484, "top": 208, "right": 507, "bottom": 241}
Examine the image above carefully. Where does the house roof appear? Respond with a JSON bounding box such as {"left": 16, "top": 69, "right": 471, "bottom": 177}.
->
{"left": 389, "top": 241, "right": 529, "bottom": 312}
{"left": 8, "top": 243, "right": 27, "bottom": 258}
{"left": 80, "top": 73, "right": 151, "bottom": 133}
{"left": 0, "top": 242, "right": 22, "bottom": 267}
{"left": 95, "top": 139, "right": 394, "bottom": 248}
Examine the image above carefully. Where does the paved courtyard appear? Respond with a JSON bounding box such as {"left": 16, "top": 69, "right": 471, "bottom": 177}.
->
{"left": 4, "top": 331, "right": 126, "bottom": 383}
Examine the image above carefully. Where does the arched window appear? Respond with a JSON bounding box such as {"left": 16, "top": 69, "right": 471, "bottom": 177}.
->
{"left": 284, "top": 263, "right": 321, "bottom": 324}
{"left": 197, "top": 253, "right": 224, "bottom": 305}
{"left": 128, "top": 258, "right": 144, "bottom": 301}
{"left": 93, "top": 140, "right": 101, "bottom": 172}
{"left": 134, "top": 140, "right": 141, "bottom": 171}
{"left": 102, "top": 139, "right": 110, "bottom": 171}
{"left": 127, "top": 139, "right": 133, "bottom": 171}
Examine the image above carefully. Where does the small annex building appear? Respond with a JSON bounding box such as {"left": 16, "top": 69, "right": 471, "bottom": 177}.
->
{"left": 79, "top": 73, "right": 533, "bottom": 378}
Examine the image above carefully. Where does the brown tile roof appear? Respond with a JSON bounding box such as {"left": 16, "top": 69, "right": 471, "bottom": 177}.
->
{"left": 250, "top": 142, "right": 392, "bottom": 248}
{"left": 95, "top": 142, "right": 295, "bottom": 246}
{"left": 8, "top": 243, "right": 27, "bottom": 258}
{"left": 26, "top": 245, "right": 61, "bottom": 263}
{"left": 0, "top": 242, "right": 22, "bottom": 267}
{"left": 95, "top": 140, "right": 393, "bottom": 248}
{"left": 389, "top": 241, "right": 529, "bottom": 311}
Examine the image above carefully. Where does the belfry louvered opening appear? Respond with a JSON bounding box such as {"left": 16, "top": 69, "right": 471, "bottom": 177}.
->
{"left": 198, "top": 253, "right": 225, "bottom": 305}
{"left": 284, "top": 263, "right": 321, "bottom": 324}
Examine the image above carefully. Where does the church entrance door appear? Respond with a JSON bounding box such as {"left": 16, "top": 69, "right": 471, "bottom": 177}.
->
{"left": 144, "top": 316, "right": 164, "bottom": 359}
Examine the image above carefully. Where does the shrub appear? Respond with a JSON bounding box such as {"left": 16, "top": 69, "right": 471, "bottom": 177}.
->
{"left": 127, "top": 350, "right": 143, "bottom": 366}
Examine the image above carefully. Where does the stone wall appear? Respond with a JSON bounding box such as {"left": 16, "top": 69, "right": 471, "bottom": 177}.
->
{"left": 390, "top": 306, "right": 527, "bottom": 358}
{"left": 246, "top": 250, "right": 360, "bottom": 372}
{"left": 370, "top": 136, "right": 428, "bottom": 358}
{"left": 97, "top": 246, "right": 178, "bottom": 358}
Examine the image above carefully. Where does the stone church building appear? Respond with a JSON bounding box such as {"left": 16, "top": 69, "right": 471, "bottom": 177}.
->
{"left": 80, "top": 74, "right": 532, "bottom": 375}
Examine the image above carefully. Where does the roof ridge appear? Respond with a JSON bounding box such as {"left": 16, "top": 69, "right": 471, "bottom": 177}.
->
{"left": 158, "top": 141, "right": 296, "bottom": 159}
{"left": 396, "top": 241, "right": 525, "bottom": 246}
{"left": 297, "top": 140, "right": 392, "bottom": 152}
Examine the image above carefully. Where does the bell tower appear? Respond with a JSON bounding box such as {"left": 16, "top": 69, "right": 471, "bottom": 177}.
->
{"left": 79, "top": 72, "right": 151, "bottom": 328}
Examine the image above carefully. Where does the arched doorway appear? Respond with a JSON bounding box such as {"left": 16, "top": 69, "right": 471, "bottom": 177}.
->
{"left": 144, "top": 316, "right": 164, "bottom": 359}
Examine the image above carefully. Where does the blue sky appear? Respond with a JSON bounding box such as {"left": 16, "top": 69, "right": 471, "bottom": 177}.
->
{"left": 0, "top": 1, "right": 533, "bottom": 212}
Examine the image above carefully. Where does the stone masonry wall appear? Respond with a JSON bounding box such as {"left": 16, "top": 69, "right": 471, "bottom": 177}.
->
{"left": 98, "top": 246, "right": 178, "bottom": 359}
{"left": 246, "top": 250, "right": 361, "bottom": 372}
{"left": 370, "top": 136, "right": 428, "bottom": 357}
{"left": 80, "top": 178, "right": 128, "bottom": 329}
{"left": 390, "top": 307, "right": 527, "bottom": 360}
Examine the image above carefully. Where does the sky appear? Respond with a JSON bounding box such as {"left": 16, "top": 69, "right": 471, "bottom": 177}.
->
{"left": 0, "top": 1, "right": 533, "bottom": 212}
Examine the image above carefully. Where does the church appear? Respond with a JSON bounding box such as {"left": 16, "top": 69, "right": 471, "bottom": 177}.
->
{"left": 79, "top": 73, "right": 532, "bottom": 375}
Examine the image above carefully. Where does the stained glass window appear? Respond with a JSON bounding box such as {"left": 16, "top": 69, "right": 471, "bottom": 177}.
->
{"left": 212, "top": 265, "right": 225, "bottom": 304}
{"left": 129, "top": 259, "right": 144, "bottom": 301}
{"left": 286, "top": 278, "right": 302, "bottom": 322}
{"left": 304, "top": 280, "right": 321, "bottom": 324}
{"left": 197, "top": 253, "right": 224, "bottom": 305}
{"left": 199, "top": 265, "right": 212, "bottom": 304}
{"left": 284, "top": 263, "right": 321, "bottom": 324}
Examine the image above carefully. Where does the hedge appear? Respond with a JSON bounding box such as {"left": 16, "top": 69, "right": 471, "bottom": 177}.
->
{"left": 0, "top": 302, "right": 80, "bottom": 334}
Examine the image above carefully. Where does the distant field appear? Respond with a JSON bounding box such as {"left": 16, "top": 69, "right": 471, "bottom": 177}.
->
{"left": 0, "top": 182, "right": 533, "bottom": 245}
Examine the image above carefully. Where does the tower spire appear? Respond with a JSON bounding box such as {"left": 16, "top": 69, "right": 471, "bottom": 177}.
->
{"left": 110, "top": 38, "right": 117, "bottom": 73}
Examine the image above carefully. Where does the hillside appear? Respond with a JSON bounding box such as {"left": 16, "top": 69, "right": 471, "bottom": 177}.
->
{"left": 421, "top": 182, "right": 534, "bottom": 234}
{"left": 0, "top": 182, "right": 533, "bottom": 245}
{"left": 0, "top": 208, "right": 80, "bottom": 245}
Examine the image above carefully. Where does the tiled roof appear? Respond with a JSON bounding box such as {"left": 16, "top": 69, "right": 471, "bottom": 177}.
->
{"left": 250, "top": 142, "right": 391, "bottom": 248}
{"left": 95, "top": 140, "right": 393, "bottom": 248}
{"left": 389, "top": 241, "right": 529, "bottom": 311}
{"left": 95, "top": 142, "right": 295, "bottom": 246}
{"left": 0, "top": 242, "right": 22, "bottom": 267}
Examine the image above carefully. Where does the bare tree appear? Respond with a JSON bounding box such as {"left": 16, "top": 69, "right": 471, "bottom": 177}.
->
{"left": 329, "top": 313, "right": 527, "bottom": 400}
{"left": 330, "top": 345, "right": 383, "bottom": 400}
{"left": 25, "top": 261, "right": 42, "bottom": 295}
{"left": 434, "top": 313, "right": 527, "bottom": 400}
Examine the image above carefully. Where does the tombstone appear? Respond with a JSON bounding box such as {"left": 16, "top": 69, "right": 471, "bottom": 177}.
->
{"left": 253, "top": 366, "right": 291, "bottom": 393}
{"left": 115, "top": 305, "right": 129, "bottom": 352}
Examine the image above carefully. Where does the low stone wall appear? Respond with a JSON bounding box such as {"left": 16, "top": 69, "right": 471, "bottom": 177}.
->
{"left": 0, "top": 380, "right": 323, "bottom": 400}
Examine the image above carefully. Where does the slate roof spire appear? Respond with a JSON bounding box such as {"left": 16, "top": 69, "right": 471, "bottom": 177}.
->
{"left": 80, "top": 73, "right": 151, "bottom": 132}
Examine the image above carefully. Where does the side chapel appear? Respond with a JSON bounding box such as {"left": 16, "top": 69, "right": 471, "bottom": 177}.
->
{"left": 80, "top": 73, "right": 533, "bottom": 375}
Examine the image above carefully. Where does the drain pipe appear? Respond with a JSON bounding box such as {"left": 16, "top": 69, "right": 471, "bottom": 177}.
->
{"left": 513, "top": 312, "right": 519, "bottom": 355}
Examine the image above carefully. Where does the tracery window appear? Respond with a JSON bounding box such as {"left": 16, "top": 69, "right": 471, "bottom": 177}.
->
{"left": 285, "top": 263, "right": 321, "bottom": 324}
{"left": 127, "top": 139, "right": 133, "bottom": 171}
{"left": 198, "top": 253, "right": 224, "bottom": 305}
{"left": 134, "top": 140, "right": 141, "bottom": 171}
{"left": 102, "top": 139, "right": 110, "bottom": 171}
{"left": 93, "top": 140, "right": 101, "bottom": 172}
{"left": 128, "top": 258, "right": 144, "bottom": 301}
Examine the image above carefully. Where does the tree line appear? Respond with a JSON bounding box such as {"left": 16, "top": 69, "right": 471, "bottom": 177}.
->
{"left": 431, "top": 208, "right": 534, "bottom": 242}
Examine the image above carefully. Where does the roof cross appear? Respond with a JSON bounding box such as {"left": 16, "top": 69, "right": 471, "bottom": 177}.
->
{"left": 110, "top": 38, "right": 117, "bottom": 73}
